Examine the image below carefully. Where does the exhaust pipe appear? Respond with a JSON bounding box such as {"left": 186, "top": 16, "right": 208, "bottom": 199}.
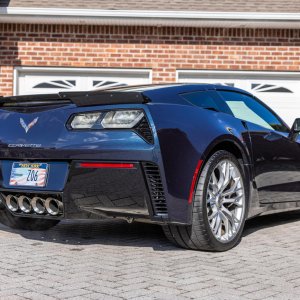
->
{"left": 31, "top": 197, "right": 46, "bottom": 215}
{"left": 6, "top": 195, "right": 19, "bottom": 212}
{"left": 18, "top": 196, "right": 32, "bottom": 213}
{"left": 45, "top": 198, "right": 63, "bottom": 216}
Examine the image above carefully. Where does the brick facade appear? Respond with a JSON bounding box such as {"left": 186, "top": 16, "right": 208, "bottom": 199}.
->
{"left": 1, "top": 23, "right": 300, "bottom": 96}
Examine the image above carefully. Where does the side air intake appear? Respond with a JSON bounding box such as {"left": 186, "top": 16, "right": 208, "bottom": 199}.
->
{"left": 142, "top": 162, "right": 168, "bottom": 215}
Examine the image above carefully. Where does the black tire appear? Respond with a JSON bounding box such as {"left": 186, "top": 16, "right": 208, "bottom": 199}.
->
{"left": 0, "top": 208, "right": 60, "bottom": 231}
{"left": 163, "top": 150, "right": 248, "bottom": 251}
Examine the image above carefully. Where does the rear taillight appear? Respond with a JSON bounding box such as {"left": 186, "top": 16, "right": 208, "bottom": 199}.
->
{"left": 68, "top": 109, "right": 154, "bottom": 144}
{"left": 68, "top": 109, "right": 144, "bottom": 130}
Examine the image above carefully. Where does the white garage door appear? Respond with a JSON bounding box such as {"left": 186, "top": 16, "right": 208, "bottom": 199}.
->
{"left": 177, "top": 70, "right": 300, "bottom": 127}
{"left": 15, "top": 67, "right": 152, "bottom": 96}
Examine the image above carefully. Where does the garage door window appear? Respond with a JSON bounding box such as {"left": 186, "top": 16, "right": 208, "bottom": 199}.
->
{"left": 14, "top": 67, "right": 152, "bottom": 95}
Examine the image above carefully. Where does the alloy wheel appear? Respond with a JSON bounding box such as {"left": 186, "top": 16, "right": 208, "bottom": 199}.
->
{"left": 206, "top": 159, "right": 245, "bottom": 243}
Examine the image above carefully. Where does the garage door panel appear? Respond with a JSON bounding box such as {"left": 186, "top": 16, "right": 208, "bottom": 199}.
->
{"left": 15, "top": 67, "right": 152, "bottom": 96}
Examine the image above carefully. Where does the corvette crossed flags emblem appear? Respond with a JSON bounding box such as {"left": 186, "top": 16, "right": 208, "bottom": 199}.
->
{"left": 20, "top": 117, "right": 39, "bottom": 133}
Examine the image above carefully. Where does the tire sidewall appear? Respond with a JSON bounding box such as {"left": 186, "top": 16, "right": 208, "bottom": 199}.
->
{"left": 195, "top": 150, "right": 249, "bottom": 251}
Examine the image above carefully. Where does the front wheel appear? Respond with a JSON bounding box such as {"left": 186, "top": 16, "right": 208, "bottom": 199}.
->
{"left": 0, "top": 208, "right": 60, "bottom": 231}
{"left": 163, "top": 150, "right": 248, "bottom": 251}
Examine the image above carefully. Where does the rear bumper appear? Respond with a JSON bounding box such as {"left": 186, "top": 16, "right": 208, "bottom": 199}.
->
{"left": 0, "top": 160, "right": 172, "bottom": 224}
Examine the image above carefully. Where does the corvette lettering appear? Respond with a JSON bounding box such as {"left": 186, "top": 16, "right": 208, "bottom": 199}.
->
{"left": 8, "top": 144, "right": 42, "bottom": 148}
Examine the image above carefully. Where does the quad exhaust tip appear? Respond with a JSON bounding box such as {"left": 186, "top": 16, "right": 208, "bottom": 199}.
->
{"left": 45, "top": 198, "right": 63, "bottom": 216}
{"left": 6, "top": 195, "right": 19, "bottom": 212}
{"left": 4, "top": 194, "right": 63, "bottom": 216}
{"left": 18, "top": 196, "right": 32, "bottom": 213}
{"left": 31, "top": 197, "right": 46, "bottom": 215}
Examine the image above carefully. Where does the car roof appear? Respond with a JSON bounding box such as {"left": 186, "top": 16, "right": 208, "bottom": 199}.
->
{"left": 0, "top": 83, "right": 252, "bottom": 108}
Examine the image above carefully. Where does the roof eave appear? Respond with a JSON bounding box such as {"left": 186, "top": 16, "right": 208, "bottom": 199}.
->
{"left": 1, "top": 7, "right": 300, "bottom": 28}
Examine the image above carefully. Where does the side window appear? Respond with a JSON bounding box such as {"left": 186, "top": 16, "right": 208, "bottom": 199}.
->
{"left": 218, "top": 91, "right": 289, "bottom": 133}
{"left": 180, "top": 91, "right": 231, "bottom": 113}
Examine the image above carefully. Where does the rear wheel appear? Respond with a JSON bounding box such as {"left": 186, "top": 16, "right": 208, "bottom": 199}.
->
{"left": 163, "top": 150, "right": 248, "bottom": 251}
{"left": 0, "top": 208, "right": 59, "bottom": 231}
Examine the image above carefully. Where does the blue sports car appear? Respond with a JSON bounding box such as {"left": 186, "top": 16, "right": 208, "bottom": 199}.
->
{"left": 0, "top": 84, "right": 299, "bottom": 251}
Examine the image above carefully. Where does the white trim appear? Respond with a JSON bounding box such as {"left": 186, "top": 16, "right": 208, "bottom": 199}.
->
{"left": 177, "top": 70, "right": 300, "bottom": 82}
{"left": 14, "top": 66, "right": 152, "bottom": 96}
{"left": 14, "top": 66, "right": 152, "bottom": 75}
{"left": 13, "top": 68, "right": 18, "bottom": 96}
{"left": 1, "top": 7, "right": 300, "bottom": 28}
{"left": 3, "top": 8, "right": 300, "bottom": 20}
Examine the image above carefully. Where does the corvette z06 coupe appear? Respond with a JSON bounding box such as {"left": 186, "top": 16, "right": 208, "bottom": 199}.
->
{"left": 0, "top": 84, "right": 299, "bottom": 251}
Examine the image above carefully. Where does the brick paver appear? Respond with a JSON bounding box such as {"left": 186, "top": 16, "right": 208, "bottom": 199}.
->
{"left": 0, "top": 211, "right": 300, "bottom": 299}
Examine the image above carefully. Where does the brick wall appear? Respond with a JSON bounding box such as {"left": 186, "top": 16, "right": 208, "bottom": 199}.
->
{"left": 1, "top": 24, "right": 300, "bottom": 96}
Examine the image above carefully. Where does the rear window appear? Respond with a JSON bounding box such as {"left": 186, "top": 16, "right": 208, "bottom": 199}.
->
{"left": 180, "top": 91, "right": 231, "bottom": 114}
{"left": 181, "top": 91, "right": 221, "bottom": 111}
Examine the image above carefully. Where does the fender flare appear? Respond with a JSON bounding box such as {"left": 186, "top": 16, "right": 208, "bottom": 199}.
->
{"left": 201, "top": 134, "right": 252, "bottom": 166}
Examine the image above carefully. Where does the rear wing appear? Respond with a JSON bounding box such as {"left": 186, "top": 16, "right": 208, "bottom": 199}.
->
{"left": 0, "top": 91, "right": 149, "bottom": 107}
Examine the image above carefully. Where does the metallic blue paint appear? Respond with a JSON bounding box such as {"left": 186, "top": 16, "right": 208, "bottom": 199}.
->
{"left": 0, "top": 84, "right": 299, "bottom": 224}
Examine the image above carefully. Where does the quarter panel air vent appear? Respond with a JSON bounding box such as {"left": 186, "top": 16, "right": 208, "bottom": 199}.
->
{"left": 134, "top": 117, "right": 154, "bottom": 144}
{"left": 142, "top": 162, "right": 167, "bottom": 215}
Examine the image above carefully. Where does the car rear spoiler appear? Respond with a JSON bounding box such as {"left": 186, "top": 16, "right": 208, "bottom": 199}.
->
{"left": 0, "top": 91, "right": 149, "bottom": 107}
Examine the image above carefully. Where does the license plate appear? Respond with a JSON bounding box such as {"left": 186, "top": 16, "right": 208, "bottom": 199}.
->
{"left": 9, "top": 162, "right": 49, "bottom": 187}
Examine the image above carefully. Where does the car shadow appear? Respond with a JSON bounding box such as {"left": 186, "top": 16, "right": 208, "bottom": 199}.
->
{"left": 0, "top": 210, "right": 299, "bottom": 251}
{"left": 0, "top": 218, "right": 182, "bottom": 251}
{"left": 243, "top": 209, "right": 300, "bottom": 237}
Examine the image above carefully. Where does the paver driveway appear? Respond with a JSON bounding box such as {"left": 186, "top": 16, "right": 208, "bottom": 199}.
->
{"left": 0, "top": 211, "right": 300, "bottom": 300}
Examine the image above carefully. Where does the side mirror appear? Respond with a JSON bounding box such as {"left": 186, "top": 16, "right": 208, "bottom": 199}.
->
{"left": 289, "top": 118, "right": 300, "bottom": 141}
{"left": 293, "top": 118, "right": 300, "bottom": 132}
